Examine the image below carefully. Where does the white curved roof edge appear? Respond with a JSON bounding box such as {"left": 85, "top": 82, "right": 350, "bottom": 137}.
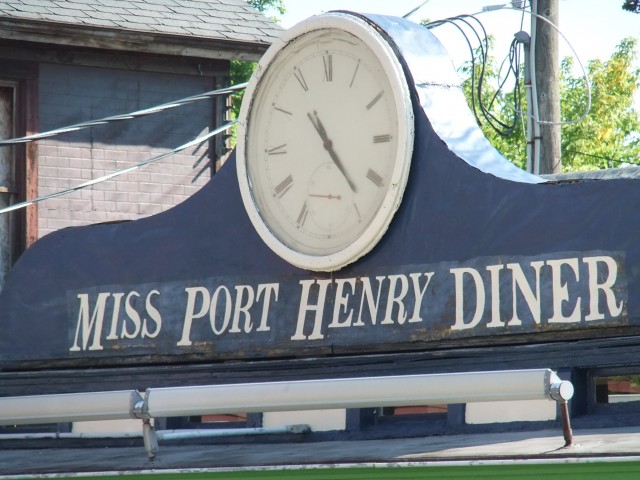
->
{"left": 364, "top": 13, "right": 545, "bottom": 185}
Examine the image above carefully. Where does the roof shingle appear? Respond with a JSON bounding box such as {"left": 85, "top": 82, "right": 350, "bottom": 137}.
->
{"left": 0, "top": 0, "right": 281, "bottom": 45}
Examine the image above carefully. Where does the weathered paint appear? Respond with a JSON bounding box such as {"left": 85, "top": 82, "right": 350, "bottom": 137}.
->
{"left": 2, "top": 14, "right": 640, "bottom": 370}
{"left": 0, "top": 84, "right": 13, "bottom": 294}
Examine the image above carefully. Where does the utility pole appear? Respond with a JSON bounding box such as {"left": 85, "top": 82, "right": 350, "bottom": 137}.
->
{"left": 533, "top": 0, "right": 561, "bottom": 174}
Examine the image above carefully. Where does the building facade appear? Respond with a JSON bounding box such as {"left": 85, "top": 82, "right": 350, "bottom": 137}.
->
{"left": 0, "top": 0, "right": 280, "bottom": 292}
{"left": 2, "top": 6, "right": 640, "bottom": 453}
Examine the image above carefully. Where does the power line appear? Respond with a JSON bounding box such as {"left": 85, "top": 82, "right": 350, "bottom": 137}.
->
{"left": 565, "top": 149, "right": 640, "bottom": 167}
{"left": 403, "top": 0, "right": 432, "bottom": 19}
{"left": 0, "top": 83, "right": 246, "bottom": 147}
{"left": 476, "top": 3, "right": 592, "bottom": 126}
{"left": 0, "top": 121, "right": 236, "bottom": 216}
{"left": 0, "top": 82, "right": 245, "bottom": 215}
{"left": 426, "top": 14, "right": 524, "bottom": 137}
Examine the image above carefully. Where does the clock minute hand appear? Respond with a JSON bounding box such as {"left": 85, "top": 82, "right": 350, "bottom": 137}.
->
{"left": 306, "top": 111, "right": 327, "bottom": 141}
{"left": 307, "top": 111, "right": 358, "bottom": 193}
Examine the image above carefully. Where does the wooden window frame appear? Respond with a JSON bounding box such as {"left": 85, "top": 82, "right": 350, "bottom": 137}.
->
{"left": 0, "top": 60, "right": 38, "bottom": 258}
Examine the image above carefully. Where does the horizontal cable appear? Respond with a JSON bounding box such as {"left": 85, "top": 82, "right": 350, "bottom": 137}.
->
{"left": 0, "top": 120, "right": 235, "bottom": 215}
{"left": 0, "top": 83, "right": 246, "bottom": 146}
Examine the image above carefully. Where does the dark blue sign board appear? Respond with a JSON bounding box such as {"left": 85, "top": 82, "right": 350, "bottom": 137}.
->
{"left": 0, "top": 14, "right": 637, "bottom": 370}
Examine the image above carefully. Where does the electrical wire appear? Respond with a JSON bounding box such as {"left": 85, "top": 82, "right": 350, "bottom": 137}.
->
{"left": 403, "top": 0, "right": 432, "bottom": 18}
{"left": 0, "top": 5, "right": 593, "bottom": 211}
{"left": 427, "top": 1, "right": 591, "bottom": 174}
{"left": 475, "top": 3, "right": 592, "bottom": 127}
{"left": 462, "top": 14, "right": 518, "bottom": 135}
{"left": 0, "top": 83, "right": 246, "bottom": 147}
{"left": 481, "top": 37, "right": 524, "bottom": 136}
{"left": 424, "top": 17, "right": 484, "bottom": 127}
{"left": 426, "top": 14, "right": 524, "bottom": 137}
{"left": 0, "top": 121, "right": 236, "bottom": 216}
{"left": 427, "top": 1, "right": 591, "bottom": 135}
{"left": 565, "top": 150, "right": 640, "bottom": 167}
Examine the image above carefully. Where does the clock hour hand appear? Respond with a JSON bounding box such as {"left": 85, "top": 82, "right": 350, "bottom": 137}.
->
{"left": 307, "top": 111, "right": 358, "bottom": 193}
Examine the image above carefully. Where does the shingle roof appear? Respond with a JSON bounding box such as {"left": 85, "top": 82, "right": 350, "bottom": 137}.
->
{"left": 0, "top": 0, "right": 282, "bottom": 46}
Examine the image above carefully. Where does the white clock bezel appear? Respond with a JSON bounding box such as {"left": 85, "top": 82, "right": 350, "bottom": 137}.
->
{"left": 237, "top": 12, "right": 414, "bottom": 272}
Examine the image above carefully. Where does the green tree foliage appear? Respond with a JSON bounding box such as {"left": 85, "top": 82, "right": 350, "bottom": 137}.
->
{"left": 622, "top": 0, "right": 640, "bottom": 13}
{"left": 460, "top": 37, "right": 640, "bottom": 172}
{"left": 247, "top": 0, "right": 285, "bottom": 17}
{"left": 561, "top": 38, "right": 640, "bottom": 170}
{"left": 458, "top": 37, "right": 528, "bottom": 169}
{"left": 230, "top": 0, "right": 285, "bottom": 120}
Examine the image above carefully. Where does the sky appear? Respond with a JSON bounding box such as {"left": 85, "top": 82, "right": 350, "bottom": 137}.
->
{"left": 277, "top": 0, "right": 640, "bottom": 72}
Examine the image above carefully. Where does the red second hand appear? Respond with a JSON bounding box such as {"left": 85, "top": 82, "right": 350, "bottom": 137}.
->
{"left": 309, "top": 193, "right": 342, "bottom": 200}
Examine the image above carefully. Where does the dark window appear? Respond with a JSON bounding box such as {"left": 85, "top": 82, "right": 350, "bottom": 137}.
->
{"left": 585, "top": 368, "right": 640, "bottom": 425}
{"left": 0, "top": 62, "right": 38, "bottom": 295}
{"left": 381, "top": 405, "right": 448, "bottom": 416}
{"left": 0, "top": 83, "right": 18, "bottom": 294}
{"left": 165, "top": 412, "right": 260, "bottom": 431}
{"left": 595, "top": 375, "right": 640, "bottom": 405}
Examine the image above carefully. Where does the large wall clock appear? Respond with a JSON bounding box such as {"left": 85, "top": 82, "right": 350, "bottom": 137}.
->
{"left": 237, "top": 12, "right": 414, "bottom": 271}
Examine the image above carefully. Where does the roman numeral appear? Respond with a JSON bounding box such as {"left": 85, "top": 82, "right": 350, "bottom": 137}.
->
{"left": 353, "top": 202, "right": 362, "bottom": 222}
{"left": 274, "top": 174, "right": 293, "bottom": 198}
{"left": 267, "top": 144, "right": 287, "bottom": 155}
{"left": 293, "top": 68, "right": 308, "bottom": 92}
{"left": 297, "top": 201, "right": 308, "bottom": 227}
{"left": 373, "top": 134, "right": 392, "bottom": 143}
{"left": 366, "top": 91, "right": 384, "bottom": 110}
{"left": 349, "top": 60, "right": 360, "bottom": 88}
{"left": 323, "top": 54, "right": 333, "bottom": 82}
{"left": 366, "top": 168, "right": 384, "bottom": 188}
{"left": 274, "top": 105, "right": 292, "bottom": 116}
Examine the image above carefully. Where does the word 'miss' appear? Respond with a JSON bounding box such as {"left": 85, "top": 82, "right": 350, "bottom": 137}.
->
{"left": 70, "top": 290, "right": 163, "bottom": 352}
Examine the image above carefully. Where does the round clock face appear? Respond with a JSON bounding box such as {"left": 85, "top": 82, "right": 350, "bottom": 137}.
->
{"left": 237, "top": 13, "right": 414, "bottom": 271}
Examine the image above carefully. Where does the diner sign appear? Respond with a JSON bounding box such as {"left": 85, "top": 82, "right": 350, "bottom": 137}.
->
{"left": 67, "top": 251, "right": 627, "bottom": 357}
{"left": 3, "top": 15, "right": 640, "bottom": 368}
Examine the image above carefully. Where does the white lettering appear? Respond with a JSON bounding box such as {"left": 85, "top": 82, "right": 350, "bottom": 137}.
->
{"left": 105, "top": 292, "right": 125, "bottom": 340}
{"left": 329, "top": 278, "right": 356, "bottom": 328}
{"left": 291, "top": 279, "right": 331, "bottom": 340}
{"left": 486, "top": 264, "right": 505, "bottom": 328}
{"left": 230, "top": 285, "right": 255, "bottom": 334}
{"left": 177, "top": 286, "right": 210, "bottom": 347}
{"left": 70, "top": 292, "right": 109, "bottom": 352}
{"left": 584, "top": 256, "right": 624, "bottom": 321}
{"left": 547, "top": 258, "right": 581, "bottom": 323}
{"left": 353, "top": 276, "right": 385, "bottom": 326}
{"left": 142, "top": 290, "right": 162, "bottom": 338}
{"left": 121, "top": 291, "right": 142, "bottom": 339}
{"left": 450, "top": 267, "right": 485, "bottom": 330}
{"left": 407, "top": 272, "right": 434, "bottom": 323}
{"left": 210, "top": 286, "right": 232, "bottom": 335}
{"left": 382, "top": 275, "right": 409, "bottom": 325}
{"left": 256, "top": 283, "right": 279, "bottom": 332}
{"left": 508, "top": 261, "right": 543, "bottom": 326}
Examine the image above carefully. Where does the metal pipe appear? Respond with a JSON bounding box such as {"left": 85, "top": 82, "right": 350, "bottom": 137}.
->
{"left": 0, "top": 390, "right": 142, "bottom": 425}
{"left": 559, "top": 401, "right": 574, "bottom": 447}
{"left": 0, "top": 370, "right": 572, "bottom": 430}
{"left": 144, "top": 370, "right": 563, "bottom": 418}
{"left": 156, "top": 424, "right": 310, "bottom": 441}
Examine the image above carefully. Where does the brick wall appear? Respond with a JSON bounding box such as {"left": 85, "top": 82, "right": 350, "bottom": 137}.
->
{"left": 37, "top": 63, "right": 222, "bottom": 238}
